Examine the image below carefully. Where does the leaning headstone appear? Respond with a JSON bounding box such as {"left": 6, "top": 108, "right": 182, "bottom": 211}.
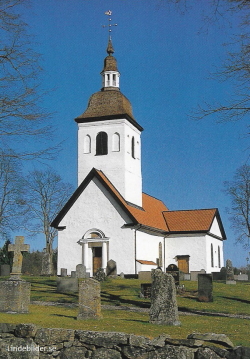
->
{"left": 226, "top": 259, "right": 236, "bottom": 284}
{"left": 76, "top": 264, "right": 86, "bottom": 278}
{"left": 198, "top": 274, "right": 213, "bottom": 302}
{"left": 106, "top": 259, "right": 117, "bottom": 276}
{"left": 149, "top": 269, "right": 180, "bottom": 326}
{"left": 41, "top": 252, "right": 53, "bottom": 276}
{"left": 61, "top": 268, "right": 67, "bottom": 277}
{"left": 166, "top": 264, "right": 180, "bottom": 285}
{"left": 0, "top": 264, "right": 10, "bottom": 277}
{"left": 77, "top": 278, "right": 102, "bottom": 320}
{"left": 0, "top": 236, "right": 30, "bottom": 313}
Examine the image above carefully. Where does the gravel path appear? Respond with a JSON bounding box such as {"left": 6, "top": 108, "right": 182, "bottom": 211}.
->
{"left": 31, "top": 301, "right": 250, "bottom": 319}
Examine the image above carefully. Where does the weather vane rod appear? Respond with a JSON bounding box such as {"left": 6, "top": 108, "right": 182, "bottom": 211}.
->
{"left": 102, "top": 10, "right": 117, "bottom": 39}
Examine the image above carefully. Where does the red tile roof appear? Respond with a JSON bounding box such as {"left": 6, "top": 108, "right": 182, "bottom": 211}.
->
{"left": 136, "top": 260, "right": 157, "bottom": 265}
{"left": 163, "top": 209, "right": 217, "bottom": 233}
{"left": 97, "top": 170, "right": 168, "bottom": 231}
{"left": 51, "top": 168, "right": 226, "bottom": 239}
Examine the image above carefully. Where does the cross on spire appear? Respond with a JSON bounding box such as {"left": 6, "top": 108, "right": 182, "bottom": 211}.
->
{"left": 102, "top": 10, "right": 117, "bottom": 40}
{"left": 8, "top": 236, "right": 29, "bottom": 279}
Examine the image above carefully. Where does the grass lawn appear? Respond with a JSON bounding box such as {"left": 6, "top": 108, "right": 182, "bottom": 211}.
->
{"left": 0, "top": 276, "right": 250, "bottom": 346}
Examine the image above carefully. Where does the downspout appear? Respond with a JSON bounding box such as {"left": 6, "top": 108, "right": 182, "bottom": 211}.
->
{"left": 134, "top": 224, "right": 142, "bottom": 276}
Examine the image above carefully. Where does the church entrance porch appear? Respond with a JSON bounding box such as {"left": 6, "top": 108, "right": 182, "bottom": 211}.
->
{"left": 77, "top": 229, "right": 109, "bottom": 277}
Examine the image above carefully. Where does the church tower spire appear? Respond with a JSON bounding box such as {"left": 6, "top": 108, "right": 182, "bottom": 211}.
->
{"left": 101, "top": 36, "right": 120, "bottom": 90}
{"left": 75, "top": 12, "right": 143, "bottom": 207}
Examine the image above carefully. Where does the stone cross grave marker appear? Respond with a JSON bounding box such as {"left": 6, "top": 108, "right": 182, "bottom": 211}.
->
{"left": 8, "top": 236, "right": 29, "bottom": 279}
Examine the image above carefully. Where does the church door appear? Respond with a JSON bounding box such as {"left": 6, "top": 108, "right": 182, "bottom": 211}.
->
{"left": 177, "top": 255, "right": 190, "bottom": 274}
{"left": 93, "top": 247, "right": 102, "bottom": 275}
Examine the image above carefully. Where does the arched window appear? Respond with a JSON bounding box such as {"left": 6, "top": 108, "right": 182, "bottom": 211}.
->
{"left": 83, "top": 135, "right": 91, "bottom": 154}
{"left": 112, "top": 133, "right": 120, "bottom": 152}
{"left": 211, "top": 244, "right": 214, "bottom": 267}
{"left": 131, "top": 136, "right": 135, "bottom": 159}
{"left": 218, "top": 246, "right": 221, "bottom": 268}
{"left": 96, "top": 132, "right": 108, "bottom": 155}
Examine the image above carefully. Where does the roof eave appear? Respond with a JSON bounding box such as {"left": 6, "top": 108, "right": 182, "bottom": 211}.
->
{"left": 74, "top": 113, "right": 144, "bottom": 132}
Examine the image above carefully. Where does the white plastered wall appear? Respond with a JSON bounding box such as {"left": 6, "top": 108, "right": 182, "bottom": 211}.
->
{"left": 165, "top": 234, "right": 208, "bottom": 272}
{"left": 57, "top": 177, "right": 136, "bottom": 276}
{"left": 135, "top": 230, "right": 164, "bottom": 273}
{"left": 77, "top": 118, "right": 142, "bottom": 206}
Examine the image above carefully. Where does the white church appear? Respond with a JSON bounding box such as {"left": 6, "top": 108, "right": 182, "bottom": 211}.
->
{"left": 51, "top": 37, "right": 226, "bottom": 277}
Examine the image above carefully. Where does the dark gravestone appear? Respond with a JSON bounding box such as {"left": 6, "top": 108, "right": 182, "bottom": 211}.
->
{"left": 149, "top": 269, "right": 180, "bottom": 326}
{"left": 140, "top": 283, "right": 152, "bottom": 298}
{"left": 94, "top": 268, "right": 106, "bottom": 282}
{"left": 166, "top": 264, "right": 180, "bottom": 285}
{"left": 61, "top": 268, "right": 67, "bottom": 277}
{"left": 198, "top": 274, "right": 213, "bottom": 302}
{"left": 106, "top": 259, "right": 117, "bottom": 276}
{"left": 0, "top": 264, "right": 10, "bottom": 277}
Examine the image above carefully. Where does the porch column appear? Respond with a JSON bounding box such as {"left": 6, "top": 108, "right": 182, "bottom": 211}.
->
{"left": 102, "top": 241, "right": 108, "bottom": 270}
{"left": 83, "top": 242, "right": 89, "bottom": 269}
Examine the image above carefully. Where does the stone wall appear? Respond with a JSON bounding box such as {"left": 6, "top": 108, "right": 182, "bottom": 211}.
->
{"left": 0, "top": 323, "right": 250, "bottom": 358}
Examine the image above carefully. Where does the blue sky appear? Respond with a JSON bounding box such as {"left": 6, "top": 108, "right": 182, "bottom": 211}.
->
{"left": 18, "top": 0, "right": 249, "bottom": 267}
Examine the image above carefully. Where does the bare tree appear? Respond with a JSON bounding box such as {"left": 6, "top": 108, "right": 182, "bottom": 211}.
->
{"left": 0, "top": 150, "right": 25, "bottom": 237}
{"left": 0, "top": 0, "right": 56, "bottom": 159}
{"left": 224, "top": 164, "right": 250, "bottom": 249}
{"left": 23, "top": 168, "right": 74, "bottom": 275}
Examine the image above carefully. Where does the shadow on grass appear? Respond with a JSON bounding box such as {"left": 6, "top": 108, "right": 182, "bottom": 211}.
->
{"left": 101, "top": 291, "right": 150, "bottom": 309}
{"left": 222, "top": 296, "right": 250, "bottom": 304}
{"left": 51, "top": 314, "right": 77, "bottom": 320}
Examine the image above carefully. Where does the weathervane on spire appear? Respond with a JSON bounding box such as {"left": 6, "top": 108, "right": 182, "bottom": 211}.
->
{"left": 103, "top": 10, "right": 118, "bottom": 40}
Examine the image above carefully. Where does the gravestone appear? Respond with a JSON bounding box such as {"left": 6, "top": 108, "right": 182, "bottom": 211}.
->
{"left": 77, "top": 278, "right": 102, "bottom": 320}
{"left": 41, "top": 252, "right": 53, "bottom": 276}
{"left": 0, "top": 236, "right": 31, "bottom": 313}
{"left": 94, "top": 267, "right": 106, "bottom": 282}
{"left": 0, "top": 264, "right": 10, "bottom": 277}
{"left": 226, "top": 259, "right": 236, "bottom": 284}
{"left": 140, "top": 283, "right": 152, "bottom": 298}
{"left": 61, "top": 268, "right": 67, "bottom": 277}
{"left": 106, "top": 259, "right": 117, "bottom": 276}
{"left": 149, "top": 269, "right": 180, "bottom": 326}
{"left": 198, "top": 274, "right": 213, "bottom": 302}
{"left": 71, "top": 271, "right": 76, "bottom": 278}
{"left": 166, "top": 264, "right": 180, "bottom": 285}
{"left": 76, "top": 264, "right": 86, "bottom": 278}
{"left": 56, "top": 277, "right": 78, "bottom": 293}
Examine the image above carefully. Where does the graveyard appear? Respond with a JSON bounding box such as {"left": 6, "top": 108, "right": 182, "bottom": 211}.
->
{"left": 0, "top": 275, "right": 249, "bottom": 347}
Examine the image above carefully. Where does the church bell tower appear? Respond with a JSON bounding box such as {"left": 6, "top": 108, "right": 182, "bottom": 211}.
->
{"left": 75, "top": 31, "right": 143, "bottom": 207}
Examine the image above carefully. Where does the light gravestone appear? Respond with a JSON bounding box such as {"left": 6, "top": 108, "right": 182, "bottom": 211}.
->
{"left": 226, "top": 259, "right": 236, "bottom": 285}
{"left": 77, "top": 278, "right": 102, "bottom": 320}
{"left": 41, "top": 252, "right": 52, "bottom": 276}
{"left": 76, "top": 264, "right": 86, "bottom": 278}
{"left": 198, "top": 274, "right": 213, "bottom": 302}
{"left": 149, "top": 269, "right": 180, "bottom": 326}
{"left": 0, "top": 236, "right": 31, "bottom": 313}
